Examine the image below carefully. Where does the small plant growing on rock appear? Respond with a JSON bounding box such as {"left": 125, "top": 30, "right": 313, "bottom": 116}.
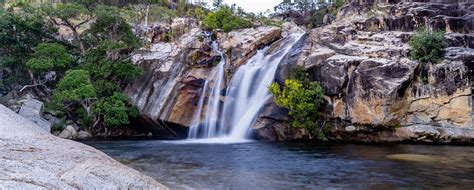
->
{"left": 269, "top": 66, "right": 324, "bottom": 133}
{"left": 409, "top": 29, "right": 447, "bottom": 63}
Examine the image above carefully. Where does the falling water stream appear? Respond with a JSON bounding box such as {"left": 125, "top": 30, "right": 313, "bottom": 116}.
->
{"left": 188, "top": 33, "right": 304, "bottom": 141}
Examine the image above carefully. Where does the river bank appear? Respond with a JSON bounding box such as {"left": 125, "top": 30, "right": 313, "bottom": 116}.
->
{"left": 0, "top": 105, "right": 167, "bottom": 189}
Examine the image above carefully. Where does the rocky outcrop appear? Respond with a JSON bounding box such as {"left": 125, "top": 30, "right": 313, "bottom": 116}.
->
{"left": 126, "top": 18, "right": 283, "bottom": 137}
{"left": 0, "top": 105, "right": 167, "bottom": 189}
{"left": 255, "top": 0, "right": 473, "bottom": 143}
{"left": 18, "top": 95, "right": 51, "bottom": 132}
{"left": 220, "top": 27, "right": 282, "bottom": 68}
{"left": 253, "top": 102, "right": 312, "bottom": 141}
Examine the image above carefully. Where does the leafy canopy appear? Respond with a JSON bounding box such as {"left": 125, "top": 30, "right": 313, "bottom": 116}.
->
{"left": 94, "top": 92, "right": 139, "bottom": 127}
{"left": 42, "top": 2, "right": 89, "bottom": 22}
{"left": 81, "top": 40, "right": 143, "bottom": 96}
{"left": 85, "top": 5, "right": 140, "bottom": 48}
{"left": 0, "top": 4, "right": 58, "bottom": 85}
{"left": 202, "top": 5, "right": 252, "bottom": 32}
{"left": 269, "top": 66, "right": 324, "bottom": 132}
{"left": 54, "top": 69, "right": 96, "bottom": 102}
{"left": 409, "top": 29, "right": 447, "bottom": 63}
{"left": 26, "top": 43, "right": 72, "bottom": 73}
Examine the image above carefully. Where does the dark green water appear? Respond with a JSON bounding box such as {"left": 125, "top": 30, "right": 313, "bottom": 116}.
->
{"left": 86, "top": 140, "right": 474, "bottom": 189}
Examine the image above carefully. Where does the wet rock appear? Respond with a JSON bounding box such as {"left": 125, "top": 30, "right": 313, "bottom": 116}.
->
{"left": 220, "top": 26, "right": 282, "bottom": 68}
{"left": 0, "top": 105, "right": 167, "bottom": 189}
{"left": 252, "top": 102, "right": 312, "bottom": 141}
{"left": 127, "top": 25, "right": 284, "bottom": 133}
{"left": 77, "top": 131, "right": 92, "bottom": 140}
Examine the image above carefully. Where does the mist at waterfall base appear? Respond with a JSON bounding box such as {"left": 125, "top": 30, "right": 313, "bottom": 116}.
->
{"left": 187, "top": 34, "right": 304, "bottom": 143}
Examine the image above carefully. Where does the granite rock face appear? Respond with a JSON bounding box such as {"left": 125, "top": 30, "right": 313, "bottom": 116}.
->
{"left": 126, "top": 19, "right": 282, "bottom": 137}
{"left": 255, "top": 0, "right": 473, "bottom": 143}
{"left": 0, "top": 105, "right": 168, "bottom": 189}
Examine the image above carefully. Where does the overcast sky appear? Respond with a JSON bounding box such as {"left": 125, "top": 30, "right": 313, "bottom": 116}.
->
{"left": 203, "top": 0, "right": 280, "bottom": 13}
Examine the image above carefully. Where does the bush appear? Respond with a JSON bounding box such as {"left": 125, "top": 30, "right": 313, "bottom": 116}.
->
{"left": 269, "top": 78, "right": 324, "bottom": 132}
{"left": 409, "top": 29, "right": 447, "bottom": 63}
{"left": 94, "top": 92, "right": 139, "bottom": 127}
{"left": 26, "top": 43, "right": 72, "bottom": 74}
{"left": 202, "top": 5, "right": 252, "bottom": 32}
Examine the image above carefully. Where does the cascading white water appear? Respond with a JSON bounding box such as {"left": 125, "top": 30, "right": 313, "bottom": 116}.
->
{"left": 188, "top": 40, "right": 226, "bottom": 139}
{"left": 188, "top": 33, "right": 304, "bottom": 141}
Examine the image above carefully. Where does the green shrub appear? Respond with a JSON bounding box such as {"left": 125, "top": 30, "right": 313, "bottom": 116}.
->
{"left": 26, "top": 43, "right": 72, "bottom": 74}
{"left": 94, "top": 92, "right": 139, "bottom": 127}
{"left": 202, "top": 5, "right": 252, "bottom": 32}
{"left": 269, "top": 79, "right": 324, "bottom": 132}
{"left": 409, "top": 29, "right": 447, "bottom": 63}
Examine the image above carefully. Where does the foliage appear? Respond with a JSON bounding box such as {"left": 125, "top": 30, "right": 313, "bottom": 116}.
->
{"left": 0, "top": 4, "right": 58, "bottom": 86}
{"left": 269, "top": 66, "right": 325, "bottom": 132}
{"left": 85, "top": 5, "right": 140, "bottom": 48}
{"left": 41, "top": 2, "right": 91, "bottom": 53}
{"left": 94, "top": 92, "right": 139, "bottom": 127}
{"left": 273, "top": 0, "right": 345, "bottom": 28}
{"left": 269, "top": 79, "right": 324, "bottom": 131}
{"left": 287, "top": 65, "right": 309, "bottom": 82}
{"left": 26, "top": 43, "right": 72, "bottom": 74}
{"left": 270, "top": 66, "right": 326, "bottom": 136}
{"left": 409, "top": 29, "right": 447, "bottom": 63}
{"left": 54, "top": 69, "right": 96, "bottom": 102}
{"left": 202, "top": 5, "right": 252, "bottom": 32}
{"left": 42, "top": 3, "right": 89, "bottom": 22}
{"left": 81, "top": 41, "right": 143, "bottom": 96}
{"left": 1, "top": 1, "right": 146, "bottom": 135}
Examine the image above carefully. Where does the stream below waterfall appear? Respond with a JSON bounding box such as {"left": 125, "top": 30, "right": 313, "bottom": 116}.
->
{"left": 86, "top": 140, "right": 474, "bottom": 189}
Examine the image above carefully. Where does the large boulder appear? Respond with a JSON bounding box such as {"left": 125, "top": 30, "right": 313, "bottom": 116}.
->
{"left": 18, "top": 96, "right": 51, "bottom": 132}
{"left": 0, "top": 105, "right": 167, "bottom": 189}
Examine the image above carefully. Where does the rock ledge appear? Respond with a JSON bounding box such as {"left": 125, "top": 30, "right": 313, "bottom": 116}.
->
{"left": 0, "top": 105, "right": 168, "bottom": 189}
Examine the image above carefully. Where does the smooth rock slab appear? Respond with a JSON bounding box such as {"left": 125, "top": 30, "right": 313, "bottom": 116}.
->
{"left": 0, "top": 105, "right": 168, "bottom": 189}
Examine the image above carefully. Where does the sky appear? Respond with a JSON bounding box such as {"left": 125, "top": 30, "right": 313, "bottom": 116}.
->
{"left": 203, "top": 0, "right": 280, "bottom": 13}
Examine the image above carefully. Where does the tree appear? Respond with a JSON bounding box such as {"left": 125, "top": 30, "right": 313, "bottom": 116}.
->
{"left": 94, "top": 92, "right": 139, "bottom": 127}
{"left": 202, "top": 5, "right": 252, "bottom": 32}
{"left": 85, "top": 5, "right": 140, "bottom": 48}
{"left": 23, "top": 43, "right": 72, "bottom": 95}
{"left": 269, "top": 66, "right": 324, "bottom": 133}
{"left": 409, "top": 29, "right": 447, "bottom": 63}
{"left": 81, "top": 41, "right": 143, "bottom": 97}
{"left": 26, "top": 43, "right": 72, "bottom": 75}
{"left": 42, "top": 3, "right": 92, "bottom": 54}
{"left": 54, "top": 69, "right": 97, "bottom": 117}
{"left": 0, "top": 3, "right": 59, "bottom": 90}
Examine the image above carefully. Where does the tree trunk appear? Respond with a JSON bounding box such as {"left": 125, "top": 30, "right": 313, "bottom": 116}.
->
{"left": 72, "top": 28, "right": 86, "bottom": 54}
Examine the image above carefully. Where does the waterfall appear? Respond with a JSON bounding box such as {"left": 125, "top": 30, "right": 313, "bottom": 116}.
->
{"left": 144, "top": 5, "right": 150, "bottom": 28}
{"left": 188, "top": 33, "right": 304, "bottom": 140}
{"left": 188, "top": 40, "right": 226, "bottom": 139}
